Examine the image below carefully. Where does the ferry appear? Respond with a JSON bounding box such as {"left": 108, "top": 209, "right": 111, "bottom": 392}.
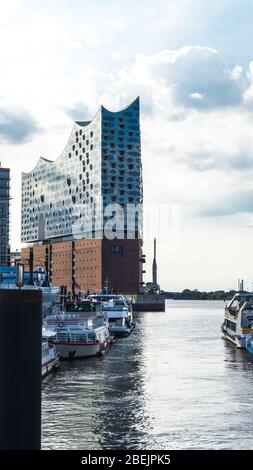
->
{"left": 41, "top": 329, "right": 60, "bottom": 378}
{"left": 44, "top": 301, "right": 113, "bottom": 359}
{"left": 222, "top": 293, "right": 253, "bottom": 348}
{"left": 87, "top": 294, "right": 135, "bottom": 336}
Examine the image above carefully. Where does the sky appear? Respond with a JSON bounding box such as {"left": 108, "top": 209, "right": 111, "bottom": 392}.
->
{"left": 1, "top": 0, "right": 253, "bottom": 291}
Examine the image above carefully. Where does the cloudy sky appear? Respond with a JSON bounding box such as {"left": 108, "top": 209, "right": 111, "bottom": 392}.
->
{"left": 1, "top": 0, "right": 253, "bottom": 291}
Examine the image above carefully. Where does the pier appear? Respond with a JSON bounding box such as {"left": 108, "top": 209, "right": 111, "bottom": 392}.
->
{"left": 130, "top": 293, "right": 165, "bottom": 312}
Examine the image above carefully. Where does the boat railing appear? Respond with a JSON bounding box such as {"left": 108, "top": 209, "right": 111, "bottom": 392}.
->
{"left": 56, "top": 334, "right": 98, "bottom": 344}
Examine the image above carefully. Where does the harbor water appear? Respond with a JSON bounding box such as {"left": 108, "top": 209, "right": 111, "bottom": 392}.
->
{"left": 42, "top": 300, "right": 253, "bottom": 450}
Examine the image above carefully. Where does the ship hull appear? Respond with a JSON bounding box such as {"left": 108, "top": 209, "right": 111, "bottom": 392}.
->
{"left": 109, "top": 323, "right": 135, "bottom": 336}
{"left": 41, "top": 356, "right": 60, "bottom": 379}
{"left": 54, "top": 336, "right": 112, "bottom": 359}
{"left": 222, "top": 325, "right": 246, "bottom": 348}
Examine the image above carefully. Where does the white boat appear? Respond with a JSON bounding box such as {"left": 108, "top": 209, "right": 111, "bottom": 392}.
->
{"left": 44, "top": 307, "right": 113, "bottom": 359}
{"left": 41, "top": 329, "right": 60, "bottom": 378}
{"left": 87, "top": 294, "right": 135, "bottom": 336}
{"left": 222, "top": 293, "right": 253, "bottom": 348}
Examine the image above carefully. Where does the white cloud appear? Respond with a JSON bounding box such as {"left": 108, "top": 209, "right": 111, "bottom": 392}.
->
{"left": 190, "top": 92, "right": 204, "bottom": 100}
{"left": 69, "top": 46, "right": 248, "bottom": 123}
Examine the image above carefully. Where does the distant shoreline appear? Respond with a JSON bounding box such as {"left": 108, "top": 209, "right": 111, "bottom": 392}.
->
{"left": 163, "top": 289, "right": 239, "bottom": 301}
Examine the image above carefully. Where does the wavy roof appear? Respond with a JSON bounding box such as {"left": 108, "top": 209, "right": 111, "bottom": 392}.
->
{"left": 22, "top": 97, "right": 139, "bottom": 175}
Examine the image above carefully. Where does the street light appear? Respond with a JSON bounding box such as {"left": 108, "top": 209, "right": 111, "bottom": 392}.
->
{"left": 16, "top": 261, "right": 24, "bottom": 289}
{"left": 37, "top": 268, "right": 45, "bottom": 286}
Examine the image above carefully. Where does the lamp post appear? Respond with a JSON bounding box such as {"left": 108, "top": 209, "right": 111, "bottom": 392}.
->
{"left": 16, "top": 261, "right": 24, "bottom": 289}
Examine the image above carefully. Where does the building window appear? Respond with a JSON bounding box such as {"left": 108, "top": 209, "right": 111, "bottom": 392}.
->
{"left": 110, "top": 245, "right": 123, "bottom": 256}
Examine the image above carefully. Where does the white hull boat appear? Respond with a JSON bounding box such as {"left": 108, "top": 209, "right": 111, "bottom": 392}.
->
{"left": 54, "top": 335, "right": 112, "bottom": 359}
{"left": 44, "top": 306, "right": 113, "bottom": 359}
{"left": 87, "top": 294, "right": 135, "bottom": 336}
{"left": 42, "top": 329, "right": 60, "bottom": 378}
{"left": 222, "top": 293, "right": 253, "bottom": 348}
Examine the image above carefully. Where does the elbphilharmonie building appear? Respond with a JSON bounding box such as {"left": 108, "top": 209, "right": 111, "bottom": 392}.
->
{"left": 21, "top": 98, "right": 144, "bottom": 294}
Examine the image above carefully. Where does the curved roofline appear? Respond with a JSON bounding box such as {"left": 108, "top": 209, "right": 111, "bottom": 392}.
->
{"left": 22, "top": 156, "right": 53, "bottom": 175}
{"left": 101, "top": 96, "right": 139, "bottom": 114}
{"left": 75, "top": 120, "right": 91, "bottom": 127}
{"left": 23, "top": 97, "right": 140, "bottom": 175}
{"left": 40, "top": 156, "right": 53, "bottom": 163}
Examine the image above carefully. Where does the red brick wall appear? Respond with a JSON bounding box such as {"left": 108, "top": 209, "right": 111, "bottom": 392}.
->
{"left": 21, "top": 247, "right": 30, "bottom": 272}
{"left": 33, "top": 245, "right": 47, "bottom": 272}
{"left": 75, "top": 238, "right": 102, "bottom": 294}
{"left": 51, "top": 242, "right": 73, "bottom": 294}
{"left": 22, "top": 237, "right": 142, "bottom": 295}
{"left": 102, "top": 239, "right": 142, "bottom": 294}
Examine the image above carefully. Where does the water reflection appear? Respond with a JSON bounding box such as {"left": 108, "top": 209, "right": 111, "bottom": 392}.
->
{"left": 93, "top": 326, "right": 152, "bottom": 449}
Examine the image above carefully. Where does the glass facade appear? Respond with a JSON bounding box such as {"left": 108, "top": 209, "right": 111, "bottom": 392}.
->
{"left": 21, "top": 97, "right": 142, "bottom": 243}
{"left": 0, "top": 166, "right": 10, "bottom": 265}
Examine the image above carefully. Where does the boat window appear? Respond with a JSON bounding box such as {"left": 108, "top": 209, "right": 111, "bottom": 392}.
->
{"left": 87, "top": 331, "right": 95, "bottom": 340}
{"left": 66, "top": 303, "right": 96, "bottom": 313}
{"left": 226, "top": 319, "right": 236, "bottom": 331}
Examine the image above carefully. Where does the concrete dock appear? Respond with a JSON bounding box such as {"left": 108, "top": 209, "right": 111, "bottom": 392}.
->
{"left": 129, "top": 293, "right": 165, "bottom": 312}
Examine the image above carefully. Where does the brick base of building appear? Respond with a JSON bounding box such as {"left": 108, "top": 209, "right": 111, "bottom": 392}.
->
{"left": 21, "top": 238, "right": 143, "bottom": 295}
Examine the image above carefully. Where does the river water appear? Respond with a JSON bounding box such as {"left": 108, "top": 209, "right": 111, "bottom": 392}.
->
{"left": 42, "top": 300, "right": 253, "bottom": 450}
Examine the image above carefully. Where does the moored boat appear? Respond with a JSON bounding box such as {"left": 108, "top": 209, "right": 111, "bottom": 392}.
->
{"left": 87, "top": 294, "right": 135, "bottom": 336}
{"left": 41, "top": 329, "right": 60, "bottom": 378}
{"left": 222, "top": 293, "right": 253, "bottom": 348}
{"left": 44, "top": 301, "right": 113, "bottom": 359}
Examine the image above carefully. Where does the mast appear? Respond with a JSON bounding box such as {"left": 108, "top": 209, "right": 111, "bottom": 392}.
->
{"left": 152, "top": 238, "right": 157, "bottom": 286}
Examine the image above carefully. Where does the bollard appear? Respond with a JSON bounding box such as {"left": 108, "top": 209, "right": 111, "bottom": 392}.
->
{"left": 0, "top": 289, "right": 42, "bottom": 450}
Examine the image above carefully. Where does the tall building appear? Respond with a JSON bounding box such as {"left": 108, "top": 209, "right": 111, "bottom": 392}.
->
{"left": 21, "top": 98, "right": 144, "bottom": 294}
{"left": 0, "top": 164, "right": 10, "bottom": 266}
